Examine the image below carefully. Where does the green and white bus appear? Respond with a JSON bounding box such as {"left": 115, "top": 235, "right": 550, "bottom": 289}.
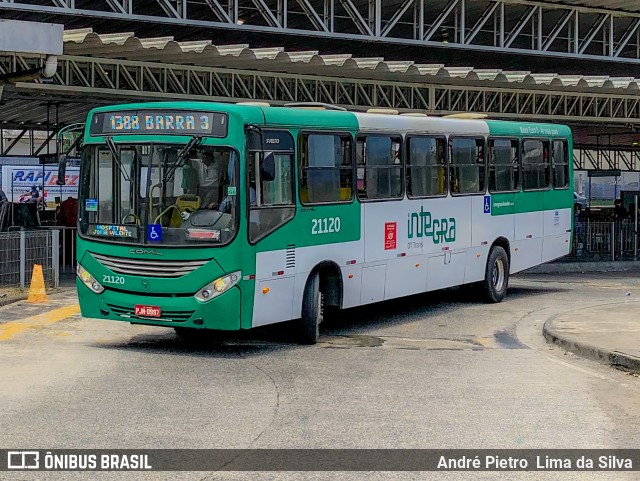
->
{"left": 76, "top": 102, "right": 573, "bottom": 343}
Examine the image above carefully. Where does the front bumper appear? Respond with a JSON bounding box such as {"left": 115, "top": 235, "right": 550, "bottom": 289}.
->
{"left": 77, "top": 279, "right": 241, "bottom": 330}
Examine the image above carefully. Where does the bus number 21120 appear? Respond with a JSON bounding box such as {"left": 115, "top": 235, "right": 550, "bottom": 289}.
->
{"left": 311, "top": 217, "right": 341, "bottom": 235}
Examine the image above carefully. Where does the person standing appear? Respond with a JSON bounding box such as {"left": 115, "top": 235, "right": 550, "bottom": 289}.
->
{"left": 197, "top": 151, "right": 219, "bottom": 208}
{"left": 614, "top": 199, "right": 628, "bottom": 221}
{"left": 0, "top": 186, "right": 8, "bottom": 230}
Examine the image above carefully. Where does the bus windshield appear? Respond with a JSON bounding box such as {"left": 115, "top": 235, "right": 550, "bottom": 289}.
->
{"left": 78, "top": 143, "right": 239, "bottom": 246}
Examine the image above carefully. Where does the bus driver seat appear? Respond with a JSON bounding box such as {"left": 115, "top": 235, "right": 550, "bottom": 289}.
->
{"left": 169, "top": 194, "right": 201, "bottom": 227}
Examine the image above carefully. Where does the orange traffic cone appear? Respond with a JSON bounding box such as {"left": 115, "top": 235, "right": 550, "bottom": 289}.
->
{"left": 27, "top": 264, "right": 47, "bottom": 303}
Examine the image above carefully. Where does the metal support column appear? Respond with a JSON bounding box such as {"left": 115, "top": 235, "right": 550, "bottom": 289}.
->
{"left": 611, "top": 221, "right": 616, "bottom": 261}
{"left": 52, "top": 229, "right": 60, "bottom": 288}
{"left": 19, "top": 229, "right": 26, "bottom": 291}
{"left": 43, "top": 102, "right": 50, "bottom": 213}
{"left": 635, "top": 194, "right": 638, "bottom": 260}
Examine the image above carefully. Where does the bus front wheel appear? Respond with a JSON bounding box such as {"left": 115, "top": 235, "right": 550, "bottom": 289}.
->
{"left": 480, "top": 246, "right": 509, "bottom": 303}
{"left": 299, "top": 273, "right": 323, "bottom": 345}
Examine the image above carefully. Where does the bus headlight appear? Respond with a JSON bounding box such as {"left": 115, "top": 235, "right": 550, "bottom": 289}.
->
{"left": 195, "top": 271, "right": 241, "bottom": 302}
{"left": 76, "top": 263, "right": 104, "bottom": 294}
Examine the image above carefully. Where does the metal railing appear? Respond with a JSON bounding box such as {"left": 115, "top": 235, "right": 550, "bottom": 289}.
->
{"left": 572, "top": 221, "right": 638, "bottom": 261}
{"left": 2, "top": 222, "right": 636, "bottom": 289}
{"left": 41, "top": 226, "right": 77, "bottom": 275}
{"left": 0, "top": 230, "right": 58, "bottom": 289}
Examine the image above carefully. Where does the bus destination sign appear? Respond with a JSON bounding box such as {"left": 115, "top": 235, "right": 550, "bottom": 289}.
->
{"left": 89, "top": 110, "right": 228, "bottom": 137}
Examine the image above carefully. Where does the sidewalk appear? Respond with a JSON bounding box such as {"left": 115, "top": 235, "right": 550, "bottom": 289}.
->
{"left": 0, "top": 287, "right": 26, "bottom": 308}
{"left": 0, "top": 274, "right": 76, "bottom": 308}
{"left": 543, "top": 301, "right": 640, "bottom": 372}
{"left": 0, "top": 287, "right": 78, "bottom": 323}
{"left": 527, "top": 260, "right": 640, "bottom": 274}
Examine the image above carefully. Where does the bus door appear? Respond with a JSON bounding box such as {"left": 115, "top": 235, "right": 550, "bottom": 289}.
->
{"left": 246, "top": 128, "right": 297, "bottom": 326}
{"left": 515, "top": 138, "right": 548, "bottom": 270}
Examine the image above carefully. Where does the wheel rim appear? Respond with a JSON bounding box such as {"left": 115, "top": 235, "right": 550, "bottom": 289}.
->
{"left": 492, "top": 257, "right": 505, "bottom": 292}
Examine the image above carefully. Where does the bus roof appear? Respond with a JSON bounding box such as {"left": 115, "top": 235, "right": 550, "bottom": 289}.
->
{"left": 354, "top": 112, "right": 489, "bottom": 135}
{"left": 86, "top": 102, "right": 571, "bottom": 137}
{"left": 86, "top": 101, "right": 359, "bottom": 132}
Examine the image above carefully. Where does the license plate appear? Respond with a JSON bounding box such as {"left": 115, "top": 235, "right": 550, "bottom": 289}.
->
{"left": 134, "top": 305, "right": 161, "bottom": 318}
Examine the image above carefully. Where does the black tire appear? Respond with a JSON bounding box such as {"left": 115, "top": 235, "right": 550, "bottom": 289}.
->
{"left": 479, "top": 246, "right": 509, "bottom": 303}
{"left": 299, "top": 273, "right": 323, "bottom": 344}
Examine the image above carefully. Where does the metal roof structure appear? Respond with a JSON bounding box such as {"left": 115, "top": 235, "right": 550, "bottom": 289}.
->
{"left": 3, "top": 28, "right": 640, "bottom": 125}
{"left": 2, "top": 27, "right": 640, "bottom": 169}
{"left": 55, "top": 29, "right": 640, "bottom": 89}
{"left": 4, "top": 1, "right": 640, "bottom": 71}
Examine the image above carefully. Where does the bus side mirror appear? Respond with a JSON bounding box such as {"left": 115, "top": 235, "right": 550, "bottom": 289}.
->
{"left": 260, "top": 152, "right": 275, "bottom": 181}
{"left": 57, "top": 155, "right": 67, "bottom": 185}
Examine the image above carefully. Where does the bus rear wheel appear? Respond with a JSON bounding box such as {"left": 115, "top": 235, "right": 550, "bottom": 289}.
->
{"left": 299, "top": 273, "right": 323, "bottom": 345}
{"left": 479, "top": 246, "right": 509, "bottom": 303}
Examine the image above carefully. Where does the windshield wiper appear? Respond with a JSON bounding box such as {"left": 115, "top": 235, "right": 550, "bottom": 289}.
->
{"left": 104, "top": 136, "right": 130, "bottom": 181}
{"left": 164, "top": 135, "right": 202, "bottom": 182}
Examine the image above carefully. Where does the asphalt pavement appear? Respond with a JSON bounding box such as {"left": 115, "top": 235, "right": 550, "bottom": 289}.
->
{"left": 1, "top": 272, "right": 640, "bottom": 480}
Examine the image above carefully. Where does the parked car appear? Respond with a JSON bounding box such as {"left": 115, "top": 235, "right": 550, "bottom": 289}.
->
{"left": 574, "top": 192, "right": 587, "bottom": 208}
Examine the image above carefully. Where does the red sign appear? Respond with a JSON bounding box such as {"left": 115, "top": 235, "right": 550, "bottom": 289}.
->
{"left": 134, "top": 305, "right": 161, "bottom": 318}
{"left": 384, "top": 222, "right": 397, "bottom": 250}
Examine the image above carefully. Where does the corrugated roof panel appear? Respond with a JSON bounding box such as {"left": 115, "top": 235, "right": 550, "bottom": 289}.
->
{"left": 60, "top": 28, "right": 640, "bottom": 94}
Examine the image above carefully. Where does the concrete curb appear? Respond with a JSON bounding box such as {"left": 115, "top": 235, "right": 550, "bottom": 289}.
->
{"left": 0, "top": 295, "right": 27, "bottom": 308}
{"left": 0, "top": 287, "right": 71, "bottom": 309}
{"left": 526, "top": 260, "right": 640, "bottom": 274}
{"left": 543, "top": 320, "right": 640, "bottom": 372}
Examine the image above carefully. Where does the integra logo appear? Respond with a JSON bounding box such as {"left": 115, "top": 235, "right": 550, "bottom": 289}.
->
{"left": 129, "top": 249, "right": 163, "bottom": 256}
{"left": 407, "top": 206, "right": 456, "bottom": 244}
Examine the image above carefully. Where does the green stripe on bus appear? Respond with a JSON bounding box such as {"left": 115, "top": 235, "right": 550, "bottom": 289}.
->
{"left": 256, "top": 202, "right": 361, "bottom": 252}
{"left": 486, "top": 120, "right": 572, "bottom": 138}
{"left": 490, "top": 190, "right": 573, "bottom": 216}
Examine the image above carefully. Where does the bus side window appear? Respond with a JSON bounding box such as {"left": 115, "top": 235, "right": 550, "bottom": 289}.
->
{"left": 488, "top": 138, "right": 519, "bottom": 192}
{"left": 449, "top": 137, "right": 485, "bottom": 195}
{"left": 522, "top": 139, "right": 550, "bottom": 190}
{"left": 552, "top": 140, "right": 569, "bottom": 189}
{"left": 356, "top": 135, "right": 402, "bottom": 201}
{"left": 406, "top": 136, "right": 446, "bottom": 198}
{"left": 300, "top": 133, "right": 353, "bottom": 204}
